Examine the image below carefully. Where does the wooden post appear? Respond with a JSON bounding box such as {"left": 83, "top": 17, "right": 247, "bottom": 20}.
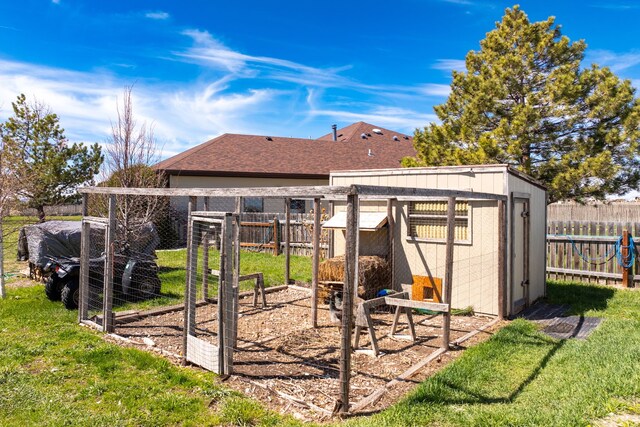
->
{"left": 103, "top": 195, "right": 116, "bottom": 333}
{"left": 442, "top": 196, "right": 456, "bottom": 350}
{"left": 284, "top": 198, "right": 291, "bottom": 285}
{"left": 79, "top": 221, "right": 90, "bottom": 323}
{"left": 622, "top": 229, "right": 631, "bottom": 288}
{"left": 498, "top": 199, "right": 507, "bottom": 319}
{"left": 311, "top": 198, "right": 321, "bottom": 327}
{"left": 339, "top": 192, "right": 358, "bottom": 415}
{"left": 187, "top": 215, "right": 198, "bottom": 339}
{"left": 387, "top": 198, "right": 395, "bottom": 290}
{"left": 223, "top": 213, "right": 236, "bottom": 373}
{"left": 78, "top": 193, "right": 89, "bottom": 322}
{"left": 217, "top": 215, "right": 227, "bottom": 374}
{"left": 273, "top": 217, "right": 280, "bottom": 256}
{"left": 202, "top": 197, "right": 210, "bottom": 300}
{"left": 328, "top": 201, "right": 335, "bottom": 259}
{"left": 232, "top": 199, "right": 241, "bottom": 349}
{"left": 182, "top": 196, "right": 196, "bottom": 365}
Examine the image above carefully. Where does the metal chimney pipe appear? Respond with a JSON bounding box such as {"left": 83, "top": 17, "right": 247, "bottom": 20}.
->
{"left": 332, "top": 124, "right": 337, "bottom": 141}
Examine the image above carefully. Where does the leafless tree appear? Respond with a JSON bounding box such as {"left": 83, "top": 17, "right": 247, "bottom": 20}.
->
{"left": 100, "top": 86, "right": 166, "bottom": 248}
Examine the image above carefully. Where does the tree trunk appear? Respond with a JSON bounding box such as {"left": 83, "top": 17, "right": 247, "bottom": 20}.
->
{"left": 521, "top": 143, "right": 532, "bottom": 174}
{"left": 37, "top": 205, "right": 46, "bottom": 223}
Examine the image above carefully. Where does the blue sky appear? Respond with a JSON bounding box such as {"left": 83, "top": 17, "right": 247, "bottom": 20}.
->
{"left": 1, "top": 0, "right": 640, "bottom": 158}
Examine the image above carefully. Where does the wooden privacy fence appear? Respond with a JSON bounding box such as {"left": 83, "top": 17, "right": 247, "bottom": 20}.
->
{"left": 173, "top": 212, "right": 328, "bottom": 257}
{"left": 240, "top": 213, "right": 329, "bottom": 257}
{"left": 547, "top": 220, "right": 638, "bottom": 285}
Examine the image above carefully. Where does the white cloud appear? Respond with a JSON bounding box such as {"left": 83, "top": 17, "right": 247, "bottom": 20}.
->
{"left": 432, "top": 59, "right": 467, "bottom": 72}
{"left": 417, "top": 83, "right": 451, "bottom": 97}
{"left": 177, "top": 29, "right": 353, "bottom": 87}
{"left": 587, "top": 49, "right": 640, "bottom": 73}
{"left": 145, "top": 11, "right": 170, "bottom": 20}
{"left": 0, "top": 59, "right": 279, "bottom": 157}
{"left": 309, "top": 106, "right": 437, "bottom": 134}
{"left": 51, "top": 0, "right": 60, "bottom": 4}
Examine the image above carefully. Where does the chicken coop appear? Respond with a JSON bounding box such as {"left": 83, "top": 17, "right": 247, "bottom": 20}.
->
{"left": 75, "top": 177, "right": 529, "bottom": 417}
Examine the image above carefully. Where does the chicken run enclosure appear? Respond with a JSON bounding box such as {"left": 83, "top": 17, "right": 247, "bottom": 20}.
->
{"left": 77, "top": 184, "right": 509, "bottom": 417}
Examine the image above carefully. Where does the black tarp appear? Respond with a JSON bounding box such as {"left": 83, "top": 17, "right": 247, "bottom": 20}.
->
{"left": 17, "top": 220, "right": 160, "bottom": 267}
{"left": 19, "top": 221, "right": 82, "bottom": 267}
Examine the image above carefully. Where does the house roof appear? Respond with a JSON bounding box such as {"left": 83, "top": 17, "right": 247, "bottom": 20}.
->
{"left": 317, "top": 121, "right": 413, "bottom": 144}
{"left": 154, "top": 122, "right": 416, "bottom": 179}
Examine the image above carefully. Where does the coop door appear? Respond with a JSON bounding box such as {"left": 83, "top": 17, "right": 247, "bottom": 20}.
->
{"left": 185, "top": 213, "right": 238, "bottom": 374}
{"left": 511, "top": 197, "right": 530, "bottom": 315}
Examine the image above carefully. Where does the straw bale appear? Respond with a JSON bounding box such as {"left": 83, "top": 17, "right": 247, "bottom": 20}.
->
{"left": 318, "top": 255, "right": 391, "bottom": 301}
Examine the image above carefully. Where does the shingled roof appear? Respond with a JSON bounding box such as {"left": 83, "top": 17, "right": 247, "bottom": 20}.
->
{"left": 154, "top": 122, "right": 416, "bottom": 178}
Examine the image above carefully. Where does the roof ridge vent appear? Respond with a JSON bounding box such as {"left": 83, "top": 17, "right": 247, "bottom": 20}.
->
{"left": 361, "top": 133, "right": 367, "bottom": 139}
{"left": 393, "top": 135, "right": 399, "bottom": 141}
{"left": 265, "top": 136, "right": 273, "bottom": 141}
{"left": 368, "top": 149, "right": 374, "bottom": 156}
{"left": 372, "top": 128, "right": 383, "bottom": 135}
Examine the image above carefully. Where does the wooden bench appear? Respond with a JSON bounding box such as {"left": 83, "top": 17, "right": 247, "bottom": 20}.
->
{"left": 210, "top": 270, "right": 267, "bottom": 308}
{"left": 354, "top": 286, "right": 450, "bottom": 357}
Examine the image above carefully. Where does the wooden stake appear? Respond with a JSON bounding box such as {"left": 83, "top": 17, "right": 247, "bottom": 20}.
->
{"left": 387, "top": 198, "right": 395, "bottom": 290}
{"left": 311, "top": 197, "right": 321, "bottom": 327}
{"left": 622, "top": 229, "right": 631, "bottom": 287}
{"left": 442, "top": 196, "right": 456, "bottom": 350}
{"left": 103, "top": 195, "right": 116, "bottom": 333}
{"left": 273, "top": 217, "right": 280, "bottom": 256}
{"left": 284, "top": 198, "right": 291, "bottom": 286}
{"left": 339, "top": 193, "right": 358, "bottom": 415}
{"left": 202, "top": 197, "right": 210, "bottom": 300}
{"left": 79, "top": 220, "right": 90, "bottom": 323}
{"left": 182, "top": 196, "right": 196, "bottom": 366}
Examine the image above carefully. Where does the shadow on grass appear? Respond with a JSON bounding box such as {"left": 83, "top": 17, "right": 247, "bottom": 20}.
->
{"left": 404, "top": 282, "right": 617, "bottom": 409}
{"left": 546, "top": 280, "right": 615, "bottom": 316}
{"left": 404, "top": 324, "right": 563, "bottom": 406}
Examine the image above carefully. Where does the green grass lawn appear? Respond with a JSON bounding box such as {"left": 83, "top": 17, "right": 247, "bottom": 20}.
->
{"left": 346, "top": 280, "right": 640, "bottom": 426}
{"left": 0, "top": 285, "right": 302, "bottom": 427}
{"left": 116, "top": 247, "right": 313, "bottom": 311}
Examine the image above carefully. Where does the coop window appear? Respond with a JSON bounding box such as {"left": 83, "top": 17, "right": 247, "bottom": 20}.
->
{"left": 243, "top": 197, "right": 264, "bottom": 213}
{"left": 408, "top": 200, "right": 471, "bottom": 242}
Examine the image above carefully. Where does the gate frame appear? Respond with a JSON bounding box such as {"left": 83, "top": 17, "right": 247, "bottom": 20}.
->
{"left": 184, "top": 211, "right": 239, "bottom": 374}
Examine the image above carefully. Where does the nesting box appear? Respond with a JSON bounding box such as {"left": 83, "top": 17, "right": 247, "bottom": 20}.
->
{"left": 411, "top": 275, "right": 442, "bottom": 303}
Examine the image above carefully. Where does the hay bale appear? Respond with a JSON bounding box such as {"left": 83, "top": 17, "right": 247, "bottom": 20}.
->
{"left": 318, "top": 255, "right": 391, "bottom": 301}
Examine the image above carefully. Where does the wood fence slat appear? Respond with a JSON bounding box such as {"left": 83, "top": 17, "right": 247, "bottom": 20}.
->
{"left": 545, "top": 219, "right": 637, "bottom": 286}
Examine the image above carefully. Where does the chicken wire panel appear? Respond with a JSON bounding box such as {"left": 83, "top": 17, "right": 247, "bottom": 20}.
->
{"left": 82, "top": 222, "right": 106, "bottom": 326}
{"left": 185, "top": 217, "right": 230, "bottom": 373}
{"left": 403, "top": 198, "right": 501, "bottom": 315}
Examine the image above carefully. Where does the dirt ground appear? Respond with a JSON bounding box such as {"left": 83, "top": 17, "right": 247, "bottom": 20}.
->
{"left": 110, "top": 287, "right": 501, "bottom": 422}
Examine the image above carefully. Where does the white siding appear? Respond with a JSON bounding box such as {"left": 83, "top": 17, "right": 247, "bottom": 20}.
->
{"left": 331, "top": 166, "right": 547, "bottom": 316}
{"left": 169, "top": 175, "right": 327, "bottom": 213}
{"left": 507, "top": 172, "right": 547, "bottom": 304}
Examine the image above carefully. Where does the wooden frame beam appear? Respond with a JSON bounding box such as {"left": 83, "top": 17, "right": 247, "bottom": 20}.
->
{"left": 79, "top": 184, "right": 507, "bottom": 202}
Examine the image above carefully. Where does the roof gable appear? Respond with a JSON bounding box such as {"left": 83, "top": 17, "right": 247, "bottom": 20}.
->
{"left": 317, "top": 121, "right": 412, "bottom": 143}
